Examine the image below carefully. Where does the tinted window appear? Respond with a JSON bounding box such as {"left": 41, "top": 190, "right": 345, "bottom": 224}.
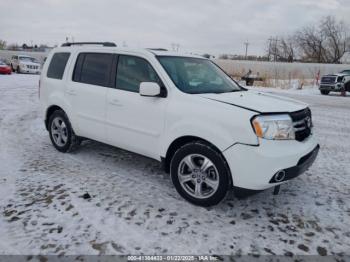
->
{"left": 116, "top": 55, "right": 161, "bottom": 92}
{"left": 47, "top": 52, "right": 70, "bottom": 79}
{"left": 73, "top": 53, "right": 113, "bottom": 87}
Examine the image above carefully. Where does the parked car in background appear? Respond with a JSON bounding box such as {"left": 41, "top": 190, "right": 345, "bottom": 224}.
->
{"left": 10, "top": 55, "right": 41, "bottom": 74}
{"left": 319, "top": 70, "right": 350, "bottom": 95}
{"left": 0, "top": 60, "right": 12, "bottom": 74}
{"left": 40, "top": 42, "right": 319, "bottom": 206}
{"left": 340, "top": 69, "right": 350, "bottom": 75}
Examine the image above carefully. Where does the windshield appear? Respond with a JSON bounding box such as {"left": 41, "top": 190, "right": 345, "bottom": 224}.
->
{"left": 341, "top": 70, "right": 350, "bottom": 75}
{"left": 19, "top": 57, "right": 37, "bottom": 63}
{"left": 157, "top": 56, "right": 242, "bottom": 94}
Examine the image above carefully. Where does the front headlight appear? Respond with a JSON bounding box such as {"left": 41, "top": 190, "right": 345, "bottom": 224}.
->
{"left": 20, "top": 63, "right": 27, "bottom": 68}
{"left": 251, "top": 114, "right": 295, "bottom": 140}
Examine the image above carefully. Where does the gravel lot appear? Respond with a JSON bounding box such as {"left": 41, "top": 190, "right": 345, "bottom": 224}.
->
{"left": 0, "top": 74, "right": 349, "bottom": 256}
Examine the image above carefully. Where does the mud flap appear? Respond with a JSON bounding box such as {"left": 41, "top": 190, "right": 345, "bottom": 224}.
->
{"left": 273, "top": 185, "right": 280, "bottom": 195}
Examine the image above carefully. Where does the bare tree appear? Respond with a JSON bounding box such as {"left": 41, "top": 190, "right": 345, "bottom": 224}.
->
{"left": 295, "top": 16, "right": 349, "bottom": 63}
{"left": 7, "top": 43, "right": 20, "bottom": 51}
{"left": 218, "top": 54, "right": 229, "bottom": 60}
{"left": 266, "top": 36, "right": 296, "bottom": 62}
{"left": 321, "top": 16, "right": 349, "bottom": 63}
{"left": 0, "top": 40, "right": 6, "bottom": 50}
{"left": 295, "top": 25, "right": 326, "bottom": 62}
{"left": 269, "top": 16, "right": 350, "bottom": 63}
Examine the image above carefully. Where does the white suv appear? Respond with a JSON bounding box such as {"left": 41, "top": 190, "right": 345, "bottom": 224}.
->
{"left": 39, "top": 42, "right": 319, "bottom": 206}
{"left": 11, "top": 55, "right": 41, "bottom": 74}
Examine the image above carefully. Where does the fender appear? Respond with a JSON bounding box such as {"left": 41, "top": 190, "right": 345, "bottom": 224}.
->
{"left": 160, "top": 115, "right": 259, "bottom": 158}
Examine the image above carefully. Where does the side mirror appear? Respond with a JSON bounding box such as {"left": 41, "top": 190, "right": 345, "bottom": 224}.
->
{"left": 139, "top": 82, "right": 161, "bottom": 97}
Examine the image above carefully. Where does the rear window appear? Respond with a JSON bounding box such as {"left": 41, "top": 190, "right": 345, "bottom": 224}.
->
{"left": 47, "top": 52, "right": 70, "bottom": 79}
{"left": 73, "top": 53, "right": 114, "bottom": 87}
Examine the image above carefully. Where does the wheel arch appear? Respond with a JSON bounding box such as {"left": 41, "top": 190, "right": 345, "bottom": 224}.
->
{"left": 45, "top": 105, "right": 64, "bottom": 130}
{"left": 163, "top": 136, "right": 227, "bottom": 174}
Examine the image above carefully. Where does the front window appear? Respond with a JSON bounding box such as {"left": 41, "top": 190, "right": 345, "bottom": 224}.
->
{"left": 116, "top": 55, "right": 162, "bottom": 93}
{"left": 157, "top": 56, "right": 242, "bottom": 94}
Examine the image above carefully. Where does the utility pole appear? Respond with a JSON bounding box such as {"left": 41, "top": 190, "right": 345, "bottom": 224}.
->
{"left": 244, "top": 40, "right": 250, "bottom": 60}
{"left": 274, "top": 37, "right": 278, "bottom": 62}
{"left": 268, "top": 37, "right": 273, "bottom": 61}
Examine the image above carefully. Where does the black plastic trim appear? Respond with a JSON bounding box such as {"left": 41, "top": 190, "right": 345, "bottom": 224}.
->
{"left": 62, "top": 42, "right": 116, "bottom": 47}
{"left": 233, "top": 187, "right": 263, "bottom": 198}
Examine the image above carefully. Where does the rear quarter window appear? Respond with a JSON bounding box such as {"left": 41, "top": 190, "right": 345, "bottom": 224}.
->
{"left": 47, "top": 52, "right": 71, "bottom": 80}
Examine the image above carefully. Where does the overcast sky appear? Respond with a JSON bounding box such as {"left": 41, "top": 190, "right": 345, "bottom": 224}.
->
{"left": 1, "top": 0, "right": 349, "bottom": 55}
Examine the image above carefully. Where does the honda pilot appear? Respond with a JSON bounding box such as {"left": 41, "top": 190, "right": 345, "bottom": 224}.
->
{"left": 39, "top": 42, "right": 319, "bottom": 206}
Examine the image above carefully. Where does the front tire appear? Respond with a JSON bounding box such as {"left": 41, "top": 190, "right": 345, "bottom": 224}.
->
{"left": 48, "top": 110, "right": 79, "bottom": 153}
{"left": 170, "top": 141, "right": 231, "bottom": 207}
{"left": 320, "top": 90, "right": 329, "bottom": 95}
{"left": 16, "top": 66, "right": 21, "bottom": 74}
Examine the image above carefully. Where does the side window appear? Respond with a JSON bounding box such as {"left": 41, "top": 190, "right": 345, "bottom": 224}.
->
{"left": 47, "top": 52, "right": 70, "bottom": 80}
{"left": 73, "top": 53, "right": 113, "bottom": 87}
{"left": 116, "top": 55, "right": 161, "bottom": 93}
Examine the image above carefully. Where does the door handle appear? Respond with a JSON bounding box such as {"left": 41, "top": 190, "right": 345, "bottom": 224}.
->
{"left": 66, "top": 89, "right": 77, "bottom": 96}
{"left": 109, "top": 99, "right": 122, "bottom": 106}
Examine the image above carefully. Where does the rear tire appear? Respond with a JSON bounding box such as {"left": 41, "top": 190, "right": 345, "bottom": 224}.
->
{"left": 170, "top": 141, "right": 230, "bottom": 207}
{"left": 320, "top": 90, "right": 329, "bottom": 95}
{"left": 48, "top": 110, "right": 80, "bottom": 153}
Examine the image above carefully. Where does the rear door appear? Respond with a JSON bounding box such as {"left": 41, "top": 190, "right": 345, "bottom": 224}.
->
{"left": 106, "top": 55, "right": 167, "bottom": 159}
{"left": 67, "top": 52, "right": 115, "bottom": 142}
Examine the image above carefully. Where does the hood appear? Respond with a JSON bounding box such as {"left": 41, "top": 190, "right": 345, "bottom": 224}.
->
{"left": 323, "top": 73, "right": 346, "bottom": 77}
{"left": 198, "top": 90, "right": 307, "bottom": 113}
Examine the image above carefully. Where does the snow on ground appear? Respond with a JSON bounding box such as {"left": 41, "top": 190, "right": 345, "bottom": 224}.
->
{"left": 0, "top": 74, "right": 349, "bottom": 256}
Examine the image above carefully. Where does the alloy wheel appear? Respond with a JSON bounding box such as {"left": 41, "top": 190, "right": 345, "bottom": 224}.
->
{"left": 177, "top": 154, "right": 219, "bottom": 199}
{"left": 51, "top": 117, "right": 68, "bottom": 147}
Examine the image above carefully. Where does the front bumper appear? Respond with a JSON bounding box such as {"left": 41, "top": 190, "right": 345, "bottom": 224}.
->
{"left": 20, "top": 66, "right": 41, "bottom": 74}
{"left": 223, "top": 135, "right": 319, "bottom": 191}
{"left": 0, "top": 68, "right": 11, "bottom": 74}
{"left": 319, "top": 83, "right": 343, "bottom": 91}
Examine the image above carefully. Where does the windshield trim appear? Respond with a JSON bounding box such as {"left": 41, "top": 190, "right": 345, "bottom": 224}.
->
{"left": 156, "top": 55, "right": 245, "bottom": 94}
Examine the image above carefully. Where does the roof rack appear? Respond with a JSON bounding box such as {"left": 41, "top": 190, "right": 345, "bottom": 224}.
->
{"left": 61, "top": 42, "right": 117, "bottom": 47}
{"left": 147, "top": 48, "right": 168, "bottom": 51}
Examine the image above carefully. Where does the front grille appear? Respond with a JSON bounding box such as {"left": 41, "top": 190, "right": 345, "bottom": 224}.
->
{"left": 27, "top": 65, "right": 38, "bottom": 69}
{"left": 321, "top": 76, "right": 336, "bottom": 84}
{"left": 290, "top": 108, "right": 312, "bottom": 142}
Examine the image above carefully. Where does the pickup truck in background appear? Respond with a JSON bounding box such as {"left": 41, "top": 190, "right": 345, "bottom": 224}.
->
{"left": 319, "top": 70, "right": 350, "bottom": 95}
